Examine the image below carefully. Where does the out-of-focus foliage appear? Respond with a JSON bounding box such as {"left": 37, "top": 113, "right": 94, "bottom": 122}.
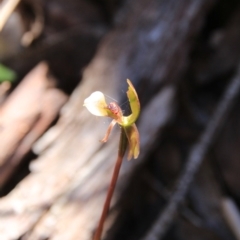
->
{"left": 0, "top": 63, "right": 16, "bottom": 82}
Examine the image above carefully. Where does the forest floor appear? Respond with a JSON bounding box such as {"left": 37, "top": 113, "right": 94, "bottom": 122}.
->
{"left": 1, "top": 0, "right": 240, "bottom": 240}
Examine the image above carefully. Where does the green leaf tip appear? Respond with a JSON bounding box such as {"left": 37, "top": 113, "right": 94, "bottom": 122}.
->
{"left": 0, "top": 64, "right": 16, "bottom": 82}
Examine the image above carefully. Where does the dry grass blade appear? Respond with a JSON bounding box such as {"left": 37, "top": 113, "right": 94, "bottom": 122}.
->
{"left": 142, "top": 64, "right": 240, "bottom": 240}
{"left": 221, "top": 197, "right": 240, "bottom": 240}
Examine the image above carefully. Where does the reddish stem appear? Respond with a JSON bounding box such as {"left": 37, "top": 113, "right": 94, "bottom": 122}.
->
{"left": 93, "top": 128, "right": 127, "bottom": 240}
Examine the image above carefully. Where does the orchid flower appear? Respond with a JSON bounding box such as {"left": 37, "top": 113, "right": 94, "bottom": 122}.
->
{"left": 84, "top": 79, "right": 140, "bottom": 240}
{"left": 83, "top": 79, "right": 140, "bottom": 160}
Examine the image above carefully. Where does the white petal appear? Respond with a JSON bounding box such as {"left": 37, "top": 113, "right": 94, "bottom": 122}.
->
{"left": 83, "top": 91, "right": 108, "bottom": 116}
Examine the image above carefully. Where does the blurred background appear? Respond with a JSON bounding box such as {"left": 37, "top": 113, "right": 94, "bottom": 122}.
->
{"left": 1, "top": 0, "right": 240, "bottom": 239}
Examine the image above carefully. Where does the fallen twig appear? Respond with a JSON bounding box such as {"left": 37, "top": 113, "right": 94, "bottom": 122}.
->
{"left": 21, "top": 0, "right": 44, "bottom": 46}
{"left": 142, "top": 64, "right": 240, "bottom": 240}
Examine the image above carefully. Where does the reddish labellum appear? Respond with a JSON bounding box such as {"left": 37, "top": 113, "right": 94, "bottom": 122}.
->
{"left": 107, "top": 102, "right": 120, "bottom": 115}
{"left": 107, "top": 102, "right": 122, "bottom": 121}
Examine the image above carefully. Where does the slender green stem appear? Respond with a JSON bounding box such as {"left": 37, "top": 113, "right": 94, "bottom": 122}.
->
{"left": 93, "top": 128, "right": 128, "bottom": 240}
